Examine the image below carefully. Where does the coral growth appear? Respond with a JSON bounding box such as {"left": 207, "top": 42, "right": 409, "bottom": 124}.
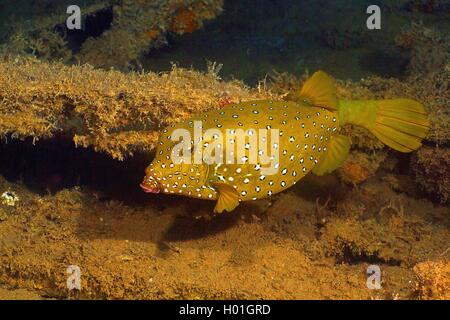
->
{"left": 404, "top": 0, "right": 450, "bottom": 14}
{"left": 321, "top": 185, "right": 449, "bottom": 269}
{"left": 76, "top": 0, "right": 223, "bottom": 69}
{"left": 414, "top": 260, "right": 450, "bottom": 300}
{"left": 0, "top": 172, "right": 448, "bottom": 299}
{"left": 395, "top": 22, "right": 449, "bottom": 76}
{"left": 0, "top": 2, "right": 108, "bottom": 62}
{"left": 171, "top": 8, "right": 199, "bottom": 34}
{"left": 412, "top": 147, "right": 450, "bottom": 203}
{"left": 0, "top": 57, "right": 276, "bottom": 160}
{"left": 0, "top": 0, "right": 223, "bottom": 70}
{"left": 338, "top": 151, "right": 387, "bottom": 186}
{"left": 1, "top": 28, "right": 71, "bottom": 62}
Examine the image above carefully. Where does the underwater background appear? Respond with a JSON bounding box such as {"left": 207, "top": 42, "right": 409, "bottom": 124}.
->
{"left": 0, "top": 0, "right": 448, "bottom": 299}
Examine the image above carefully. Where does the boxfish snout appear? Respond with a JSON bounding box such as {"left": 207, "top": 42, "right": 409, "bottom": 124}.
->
{"left": 140, "top": 176, "right": 160, "bottom": 194}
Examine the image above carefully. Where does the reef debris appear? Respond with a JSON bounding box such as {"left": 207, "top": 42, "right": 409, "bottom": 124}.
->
{"left": 412, "top": 147, "right": 450, "bottom": 203}
{"left": 1, "top": 191, "right": 19, "bottom": 207}
{"left": 414, "top": 259, "right": 450, "bottom": 300}
{"left": 0, "top": 173, "right": 448, "bottom": 299}
{"left": 0, "top": 1, "right": 108, "bottom": 63}
{"left": 77, "top": 0, "right": 224, "bottom": 69}
{"left": 0, "top": 56, "right": 275, "bottom": 160}
{"left": 338, "top": 151, "right": 387, "bottom": 186}
{"left": 1, "top": 0, "right": 224, "bottom": 70}
{"left": 395, "top": 21, "right": 449, "bottom": 77}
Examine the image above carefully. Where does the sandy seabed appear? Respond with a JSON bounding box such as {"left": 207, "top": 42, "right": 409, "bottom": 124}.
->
{"left": 0, "top": 167, "right": 448, "bottom": 300}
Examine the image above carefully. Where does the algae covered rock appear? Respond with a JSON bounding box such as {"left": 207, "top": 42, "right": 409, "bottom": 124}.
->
{"left": 0, "top": 56, "right": 275, "bottom": 159}
{"left": 412, "top": 147, "right": 450, "bottom": 203}
{"left": 395, "top": 21, "right": 449, "bottom": 77}
{"left": 77, "top": 0, "right": 224, "bottom": 69}
{"left": 414, "top": 260, "right": 450, "bottom": 300}
{"left": 0, "top": 1, "right": 109, "bottom": 63}
{"left": 0, "top": 0, "right": 224, "bottom": 70}
{"left": 338, "top": 151, "right": 387, "bottom": 186}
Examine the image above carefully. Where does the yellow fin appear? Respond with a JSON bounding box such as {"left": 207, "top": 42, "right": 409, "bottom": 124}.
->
{"left": 213, "top": 183, "right": 240, "bottom": 213}
{"left": 312, "top": 134, "right": 351, "bottom": 176}
{"left": 371, "top": 99, "right": 430, "bottom": 153}
{"left": 299, "top": 71, "right": 338, "bottom": 110}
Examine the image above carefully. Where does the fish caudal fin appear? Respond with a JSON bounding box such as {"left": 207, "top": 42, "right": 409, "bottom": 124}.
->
{"left": 338, "top": 99, "right": 430, "bottom": 153}
{"left": 213, "top": 183, "right": 240, "bottom": 213}
{"left": 298, "top": 71, "right": 338, "bottom": 110}
{"left": 370, "top": 99, "right": 430, "bottom": 152}
{"left": 313, "top": 134, "right": 351, "bottom": 176}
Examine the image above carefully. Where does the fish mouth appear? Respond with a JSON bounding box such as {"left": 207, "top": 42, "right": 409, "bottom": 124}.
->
{"left": 140, "top": 178, "right": 160, "bottom": 194}
{"left": 140, "top": 183, "right": 160, "bottom": 194}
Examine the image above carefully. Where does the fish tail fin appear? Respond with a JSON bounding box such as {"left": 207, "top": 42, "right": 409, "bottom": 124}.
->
{"left": 338, "top": 99, "right": 430, "bottom": 152}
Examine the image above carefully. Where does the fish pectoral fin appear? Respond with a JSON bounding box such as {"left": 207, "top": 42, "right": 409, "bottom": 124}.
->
{"left": 298, "top": 71, "right": 338, "bottom": 110}
{"left": 213, "top": 183, "right": 240, "bottom": 213}
{"left": 312, "top": 134, "right": 351, "bottom": 176}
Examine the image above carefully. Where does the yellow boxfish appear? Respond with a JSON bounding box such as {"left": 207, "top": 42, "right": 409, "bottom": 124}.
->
{"left": 141, "top": 71, "right": 430, "bottom": 213}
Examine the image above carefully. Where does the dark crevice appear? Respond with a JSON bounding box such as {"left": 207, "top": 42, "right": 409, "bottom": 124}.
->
{"left": 0, "top": 135, "right": 151, "bottom": 205}
{"left": 334, "top": 243, "right": 402, "bottom": 266}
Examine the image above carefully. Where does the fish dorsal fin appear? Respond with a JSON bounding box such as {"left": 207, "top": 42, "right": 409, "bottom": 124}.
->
{"left": 312, "top": 134, "right": 351, "bottom": 176}
{"left": 299, "top": 71, "right": 338, "bottom": 110}
{"left": 213, "top": 183, "right": 240, "bottom": 213}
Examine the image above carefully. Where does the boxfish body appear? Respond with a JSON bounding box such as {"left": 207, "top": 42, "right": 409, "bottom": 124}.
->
{"left": 141, "top": 71, "right": 430, "bottom": 213}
